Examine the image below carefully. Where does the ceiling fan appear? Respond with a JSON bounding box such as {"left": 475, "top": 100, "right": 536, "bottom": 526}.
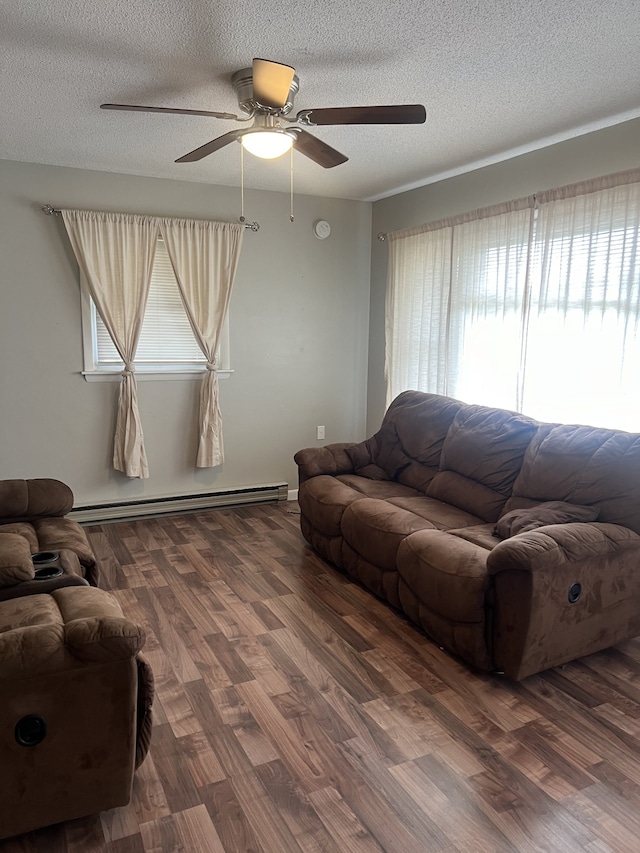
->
{"left": 101, "top": 58, "right": 426, "bottom": 168}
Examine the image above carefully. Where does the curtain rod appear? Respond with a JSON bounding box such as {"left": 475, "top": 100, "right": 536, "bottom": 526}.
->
{"left": 376, "top": 169, "right": 640, "bottom": 244}
{"left": 41, "top": 204, "right": 260, "bottom": 231}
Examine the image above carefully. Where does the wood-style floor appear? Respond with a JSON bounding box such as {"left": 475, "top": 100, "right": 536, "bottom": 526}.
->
{"left": 3, "top": 502, "right": 640, "bottom": 853}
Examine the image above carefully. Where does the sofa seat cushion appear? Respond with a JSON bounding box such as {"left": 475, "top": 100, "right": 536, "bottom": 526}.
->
{"left": 448, "top": 524, "right": 501, "bottom": 550}
{"left": 298, "top": 475, "right": 368, "bottom": 538}
{"left": 397, "top": 529, "right": 492, "bottom": 625}
{"left": 427, "top": 405, "right": 539, "bottom": 522}
{"left": 386, "top": 496, "right": 484, "bottom": 530}
{"left": 335, "top": 475, "right": 419, "bottom": 500}
{"left": 299, "top": 476, "right": 419, "bottom": 542}
{"left": 341, "top": 498, "right": 435, "bottom": 573}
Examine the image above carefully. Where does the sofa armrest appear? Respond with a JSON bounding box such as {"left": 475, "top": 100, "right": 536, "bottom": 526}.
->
{"left": 487, "top": 522, "right": 640, "bottom": 679}
{"left": 487, "top": 522, "right": 640, "bottom": 575}
{"left": 294, "top": 442, "right": 363, "bottom": 483}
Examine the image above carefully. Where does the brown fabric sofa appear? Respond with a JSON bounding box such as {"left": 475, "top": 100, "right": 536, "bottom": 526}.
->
{"left": 0, "top": 479, "right": 99, "bottom": 600}
{"left": 0, "top": 585, "right": 153, "bottom": 840}
{"left": 295, "top": 391, "right": 640, "bottom": 680}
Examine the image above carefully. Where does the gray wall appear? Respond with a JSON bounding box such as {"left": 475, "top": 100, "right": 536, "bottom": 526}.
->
{"left": 0, "top": 160, "right": 371, "bottom": 505}
{"left": 368, "top": 117, "right": 640, "bottom": 432}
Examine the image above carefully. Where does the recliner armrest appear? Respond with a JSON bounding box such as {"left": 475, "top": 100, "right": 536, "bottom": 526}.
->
{"left": 0, "top": 587, "right": 145, "bottom": 677}
{"left": 489, "top": 522, "right": 640, "bottom": 679}
{"left": 0, "top": 532, "right": 34, "bottom": 587}
{"left": 65, "top": 616, "right": 145, "bottom": 662}
{"left": 487, "top": 522, "right": 640, "bottom": 575}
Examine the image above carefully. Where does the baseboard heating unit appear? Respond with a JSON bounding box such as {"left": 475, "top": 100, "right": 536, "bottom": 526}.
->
{"left": 68, "top": 482, "right": 288, "bottom": 524}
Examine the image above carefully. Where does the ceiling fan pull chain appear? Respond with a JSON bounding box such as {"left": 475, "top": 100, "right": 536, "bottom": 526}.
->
{"left": 290, "top": 146, "right": 294, "bottom": 222}
{"left": 239, "top": 143, "right": 245, "bottom": 223}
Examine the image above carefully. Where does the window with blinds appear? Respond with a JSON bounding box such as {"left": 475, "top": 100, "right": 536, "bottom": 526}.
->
{"left": 386, "top": 173, "right": 640, "bottom": 431}
{"left": 84, "top": 237, "right": 229, "bottom": 374}
{"left": 94, "top": 238, "right": 205, "bottom": 366}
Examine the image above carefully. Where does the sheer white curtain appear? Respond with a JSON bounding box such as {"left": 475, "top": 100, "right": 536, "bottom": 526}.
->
{"left": 385, "top": 170, "right": 640, "bottom": 430}
{"left": 386, "top": 226, "right": 452, "bottom": 403}
{"left": 386, "top": 200, "right": 534, "bottom": 410}
{"left": 523, "top": 174, "right": 640, "bottom": 430}
{"left": 161, "top": 218, "right": 244, "bottom": 467}
{"left": 62, "top": 210, "right": 159, "bottom": 478}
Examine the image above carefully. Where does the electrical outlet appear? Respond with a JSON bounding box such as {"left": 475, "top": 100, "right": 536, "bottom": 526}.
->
{"left": 316, "top": 425, "right": 325, "bottom": 440}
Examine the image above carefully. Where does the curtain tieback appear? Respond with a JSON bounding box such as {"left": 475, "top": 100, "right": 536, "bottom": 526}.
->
{"left": 205, "top": 361, "right": 217, "bottom": 372}
{"left": 122, "top": 363, "right": 136, "bottom": 377}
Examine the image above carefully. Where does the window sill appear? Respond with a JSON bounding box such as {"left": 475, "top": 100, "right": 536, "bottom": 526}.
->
{"left": 82, "top": 369, "right": 234, "bottom": 383}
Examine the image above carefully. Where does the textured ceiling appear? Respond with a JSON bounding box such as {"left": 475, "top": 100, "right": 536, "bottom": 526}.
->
{"left": 2, "top": 0, "right": 640, "bottom": 201}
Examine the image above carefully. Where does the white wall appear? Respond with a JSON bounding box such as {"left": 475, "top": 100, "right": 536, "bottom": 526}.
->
{"left": 0, "top": 160, "right": 371, "bottom": 505}
{"left": 368, "top": 117, "right": 640, "bottom": 432}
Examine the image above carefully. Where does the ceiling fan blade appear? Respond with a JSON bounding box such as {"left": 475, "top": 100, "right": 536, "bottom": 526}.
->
{"left": 299, "top": 104, "right": 426, "bottom": 126}
{"left": 101, "top": 103, "right": 238, "bottom": 120}
{"left": 252, "top": 58, "right": 295, "bottom": 109}
{"left": 175, "top": 130, "right": 243, "bottom": 163}
{"left": 293, "top": 130, "right": 348, "bottom": 169}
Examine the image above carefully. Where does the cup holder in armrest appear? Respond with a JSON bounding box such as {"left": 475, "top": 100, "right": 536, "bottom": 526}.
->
{"left": 32, "top": 552, "right": 63, "bottom": 580}
{"left": 34, "top": 566, "right": 64, "bottom": 580}
{"left": 32, "top": 551, "right": 60, "bottom": 565}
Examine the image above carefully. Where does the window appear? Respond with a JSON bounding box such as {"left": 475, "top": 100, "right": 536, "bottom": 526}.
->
{"left": 386, "top": 172, "right": 640, "bottom": 431}
{"left": 81, "top": 237, "right": 230, "bottom": 380}
{"left": 523, "top": 189, "right": 640, "bottom": 431}
{"left": 386, "top": 201, "right": 533, "bottom": 413}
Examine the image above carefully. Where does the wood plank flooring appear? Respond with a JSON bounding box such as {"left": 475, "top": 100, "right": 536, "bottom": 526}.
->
{"left": 3, "top": 501, "right": 640, "bottom": 852}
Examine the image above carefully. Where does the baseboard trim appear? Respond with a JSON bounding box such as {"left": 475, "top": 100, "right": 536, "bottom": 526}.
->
{"left": 287, "top": 489, "right": 299, "bottom": 502}
{"left": 69, "top": 482, "right": 289, "bottom": 524}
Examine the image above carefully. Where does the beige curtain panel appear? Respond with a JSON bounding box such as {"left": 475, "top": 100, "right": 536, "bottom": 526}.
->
{"left": 161, "top": 219, "right": 244, "bottom": 467}
{"left": 61, "top": 210, "right": 159, "bottom": 479}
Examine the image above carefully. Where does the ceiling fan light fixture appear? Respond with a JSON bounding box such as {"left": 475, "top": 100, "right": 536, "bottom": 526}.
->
{"left": 241, "top": 129, "right": 295, "bottom": 159}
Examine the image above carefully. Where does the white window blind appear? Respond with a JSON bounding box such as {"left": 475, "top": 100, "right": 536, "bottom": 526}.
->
{"left": 95, "top": 237, "right": 206, "bottom": 366}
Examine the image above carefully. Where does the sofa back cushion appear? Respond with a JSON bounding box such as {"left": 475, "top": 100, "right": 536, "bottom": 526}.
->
{"left": 383, "top": 392, "right": 464, "bottom": 491}
{"left": 0, "top": 479, "right": 74, "bottom": 522}
{"left": 505, "top": 423, "right": 640, "bottom": 534}
{"left": 427, "top": 405, "right": 539, "bottom": 522}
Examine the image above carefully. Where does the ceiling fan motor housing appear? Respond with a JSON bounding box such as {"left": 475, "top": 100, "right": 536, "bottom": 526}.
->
{"left": 231, "top": 68, "right": 300, "bottom": 115}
